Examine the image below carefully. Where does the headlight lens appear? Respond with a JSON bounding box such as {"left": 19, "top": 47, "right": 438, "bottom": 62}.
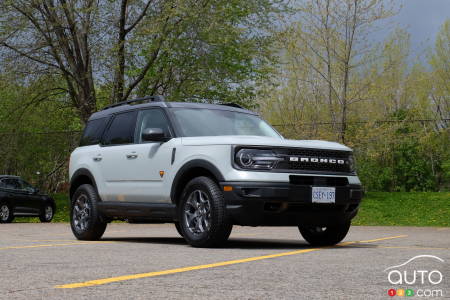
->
{"left": 348, "top": 154, "right": 356, "bottom": 172}
{"left": 235, "top": 148, "right": 283, "bottom": 170}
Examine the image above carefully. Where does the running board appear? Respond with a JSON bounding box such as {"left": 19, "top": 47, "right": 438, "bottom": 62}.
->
{"left": 97, "top": 202, "right": 176, "bottom": 221}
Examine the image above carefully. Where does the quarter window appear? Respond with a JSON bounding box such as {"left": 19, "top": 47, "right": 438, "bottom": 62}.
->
{"left": 80, "top": 117, "right": 109, "bottom": 146}
{"left": 103, "top": 111, "right": 138, "bottom": 145}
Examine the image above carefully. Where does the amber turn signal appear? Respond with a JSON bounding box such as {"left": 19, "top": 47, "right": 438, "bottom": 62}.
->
{"left": 223, "top": 186, "right": 233, "bottom": 192}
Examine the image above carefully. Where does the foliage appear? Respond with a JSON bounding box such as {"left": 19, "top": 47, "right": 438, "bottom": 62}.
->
{"left": 0, "top": 0, "right": 283, "bottom": 122}
{"left": 262, "top": 15, "right": 450, "bottom": 192}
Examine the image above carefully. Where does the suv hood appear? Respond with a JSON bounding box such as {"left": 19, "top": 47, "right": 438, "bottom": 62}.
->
{"left": 181, "top": 136, "right": 352, "bottom": 151}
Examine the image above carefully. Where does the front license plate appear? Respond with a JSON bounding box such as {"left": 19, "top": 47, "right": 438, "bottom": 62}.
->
{"left": 312, "top": 187, "right": 336, "bottom": 203}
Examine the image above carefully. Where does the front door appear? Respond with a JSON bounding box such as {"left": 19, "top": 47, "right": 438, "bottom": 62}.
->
{"left": 2, "top": 178, "right": 30, "bottom": 214}
{"left": 97, "top": 109, "right": 174, "bottom": 203}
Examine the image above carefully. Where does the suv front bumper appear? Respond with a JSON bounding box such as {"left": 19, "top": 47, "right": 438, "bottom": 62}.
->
{"left": 220, "top": 181, "right": 363, "bottom": 226}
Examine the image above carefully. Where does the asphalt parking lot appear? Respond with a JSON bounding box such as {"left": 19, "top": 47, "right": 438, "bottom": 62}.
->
{"left": 1, "top": 224, "right": 449, "bottom": 300}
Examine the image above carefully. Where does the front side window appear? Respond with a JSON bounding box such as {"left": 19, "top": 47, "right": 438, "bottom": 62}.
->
{"left": 80, "top": 117, "right": 109, "bottom": 146}
{"left": 19, "top": 180, "right": 34, "bottom": 193}
{"left": 171, "top": 108, "right": 281, "bottom": 138}
{"left": 136, "top": 109, "right": 172, "bottom": 143}
{"left": 103, "top": 111, "right": 137, "bottom": 145}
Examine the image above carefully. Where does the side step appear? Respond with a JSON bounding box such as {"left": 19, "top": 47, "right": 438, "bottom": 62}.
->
{"left": 98, "top": 202, "right": 176, "bottom": 221}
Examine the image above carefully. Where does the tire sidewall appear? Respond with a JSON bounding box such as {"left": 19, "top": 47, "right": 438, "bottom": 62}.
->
{"left": 299, "top": 221, "right": 351, "bottom": 246}
{"left": 70, "top": 184, "right": 106, "bottom": 240}
{"left": 178, "top": 177, "right": 231, "bottom": 247}
{"left": 40, "top": 204, "right": 54, "bottom": 222}
{"left": 0, "top": 203, "right": 14, "bottom": 223}
{"left": 179, "top": 179, "right": 216, "bottom": 242}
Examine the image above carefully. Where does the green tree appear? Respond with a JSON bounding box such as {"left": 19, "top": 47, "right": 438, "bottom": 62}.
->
{"left": 0, "top": 0, "right": 281, "bottom": 122}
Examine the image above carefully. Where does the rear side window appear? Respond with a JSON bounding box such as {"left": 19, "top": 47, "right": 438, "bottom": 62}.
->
{"left": 80, "top": 118, "right": 109, "bottom": 146}
{"left": 2, "top": 178, "right": 20, "bottom": 190}
{"left": 103, "top": 111, "right": 137, "bottom": 145}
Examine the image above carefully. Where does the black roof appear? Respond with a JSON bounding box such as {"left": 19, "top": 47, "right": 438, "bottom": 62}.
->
{"left": 0, "top": 175, "right": 19, "bottom": 179}
{"left": 89, "top": 100, "right": 257, "bottom": 121}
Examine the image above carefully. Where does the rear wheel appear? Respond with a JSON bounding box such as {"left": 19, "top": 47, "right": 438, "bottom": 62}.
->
{"left": 70, "top": 184, "right": 107, "bottom": 240}
{"left": 299, "top": 221, "right": 351, "bottom": 246}
{"left": 0, "top": 203, "right": 14, "bottom": 223}
{"left": 178, "top": 176, "right": 232, "bottom": 247}
{"left": 39, "top": 204, "right": 54, "bottom": 223}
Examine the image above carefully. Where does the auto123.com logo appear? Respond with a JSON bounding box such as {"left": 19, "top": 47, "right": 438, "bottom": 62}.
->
{"left": 385, "top": 255, "right": 446, "bottom": 297}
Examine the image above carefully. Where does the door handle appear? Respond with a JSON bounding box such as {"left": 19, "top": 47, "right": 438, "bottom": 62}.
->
{"left": 93, "top": 156, "right": 102, "bottom": 162}
{"left": 126, "top": 154, "right": 138, "bottom": 159}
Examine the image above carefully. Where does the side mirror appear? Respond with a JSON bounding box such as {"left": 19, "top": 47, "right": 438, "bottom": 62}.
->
{"left": 141, "top": 128, "right": 169, "bottom": 142}
{"left": 34, "top": 188, "right": 40, "bottom": 194}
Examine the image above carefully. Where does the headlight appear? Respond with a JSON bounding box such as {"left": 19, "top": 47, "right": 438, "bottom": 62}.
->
{"left": 235, "top": 148, "right": 283, "bottom": 170}
{"left": 348, "top": 154, "right": 356, "bottom": 172}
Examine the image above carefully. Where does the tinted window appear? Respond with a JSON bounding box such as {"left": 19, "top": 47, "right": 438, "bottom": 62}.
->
{"left": 136, "top": 109, "right": 172, "bottom": 143}
{"left": 2, "top": 178, "right": 21, "bottom": 190}
{"left": 80, "top": 118, "right": 109, "bottom": 146}
{"left": 103, "top": 111, "right": 137, "bottom": 145}
{"left": 19, "top": 180, "right": 34, "bottom": 193}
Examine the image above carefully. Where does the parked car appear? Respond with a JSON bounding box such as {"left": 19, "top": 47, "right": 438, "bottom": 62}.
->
{"left": 69, "top": 96, "right": 363, "bottom": 247}
{"left": 0, "top": 175, "right": 55, "bottom": 223}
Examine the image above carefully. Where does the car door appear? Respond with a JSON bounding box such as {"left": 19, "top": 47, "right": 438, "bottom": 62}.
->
{"left": 19, "top": 180, "right": 42, "bottom": 214}
{"left": 97, "top": 108, "right": 174, "bottom": 203}
{"left": 129, "top": 108, "right": 175, "bottom": 203}
{"left": 2, "top": 178, "right": 29, "bottom": 214}
{"left": 95, "top": 110, "right": 139, "bottom": 202}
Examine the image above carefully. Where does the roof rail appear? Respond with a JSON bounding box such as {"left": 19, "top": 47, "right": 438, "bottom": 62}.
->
{"left": 102, "top": 95, "right": 165, "bottom": 111}
{"left": 220, "top": 102, "right": 244, "bottom": 109}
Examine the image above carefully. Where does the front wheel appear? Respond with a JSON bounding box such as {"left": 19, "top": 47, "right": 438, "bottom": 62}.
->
{"left": 178, "top": 176, "right": 232, "bottom": 247}
{"left": 174, "top": 222, "right": 183, "bottom": 237}
{"left": 299, "top": 221, "right": 351, "bottom": 246}
{"left": 39, "top": 204, "right": 54, "bottom": 223}
{"left": 70, "top": 184, "right": 107, "bottom": 240}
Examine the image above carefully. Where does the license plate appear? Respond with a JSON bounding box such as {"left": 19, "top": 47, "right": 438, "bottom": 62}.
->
{"left": 312, "top": 187, "right": 336, "bottom": 203}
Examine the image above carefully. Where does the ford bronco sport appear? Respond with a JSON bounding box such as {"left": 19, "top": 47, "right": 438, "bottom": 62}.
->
{"left": 69, "top": 96, "right": 363, "bottom": 247}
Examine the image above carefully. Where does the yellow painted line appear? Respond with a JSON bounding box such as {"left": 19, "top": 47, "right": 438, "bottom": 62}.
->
{"left": 375, "top": 246, "right": 450, "bottom": 250}
{"left": 0, "top": 241, "right": 114, "bottom": 250}
{"left": 56, "top": 234, "right": 406, "bottom": 289}
{"left": 437, "top": 228, "right": 449, "bottom": 231}
{"left": 358, "top": 235, "right": 407, "bottom": 243}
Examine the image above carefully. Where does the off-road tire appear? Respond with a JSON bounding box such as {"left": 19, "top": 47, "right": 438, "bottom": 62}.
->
{"left": 178, "top": 176, "right": 232, "bottom": 247}
{"left": 299, "top": 221, "right": 351, "bottom": 246}
{"left": 70, "top": 184, "right": 107, "bottom": 240}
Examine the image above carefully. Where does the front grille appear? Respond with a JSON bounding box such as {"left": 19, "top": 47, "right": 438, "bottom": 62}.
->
{"left": 274, "top": 148, "right": 352, "bottom": 173}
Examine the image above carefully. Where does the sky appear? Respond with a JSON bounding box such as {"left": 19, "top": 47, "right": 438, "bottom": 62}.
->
{"left": 386, "top": 0, "right": 450, "bottom": 55}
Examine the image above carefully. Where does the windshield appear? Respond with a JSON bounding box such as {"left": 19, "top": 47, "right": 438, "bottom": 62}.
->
{"left": 172, "top": 108, "right": 281, "bottom": 138}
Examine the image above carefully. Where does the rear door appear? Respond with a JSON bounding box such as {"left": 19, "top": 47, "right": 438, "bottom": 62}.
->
{"left": 96, "top": 110, "right": 139, "bottom": 202}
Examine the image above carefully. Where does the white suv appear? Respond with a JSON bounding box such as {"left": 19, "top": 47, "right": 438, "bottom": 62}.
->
{"left": 69, "top": 96, "right": 363, "bottom": 247}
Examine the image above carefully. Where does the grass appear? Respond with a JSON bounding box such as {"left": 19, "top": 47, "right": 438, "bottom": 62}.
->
{"left": 352, "top": 192, "right": 450, "bottom": 227}
{"left": 14, "top": 192, "right": 450, "bottom": 227}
